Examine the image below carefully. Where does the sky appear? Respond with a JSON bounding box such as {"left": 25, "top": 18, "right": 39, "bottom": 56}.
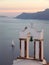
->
{"left": 0, "top": 0, "right": 49, "bottom": 16}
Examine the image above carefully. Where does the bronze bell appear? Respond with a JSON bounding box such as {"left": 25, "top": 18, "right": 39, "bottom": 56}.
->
{"left": 30, "top": 36, "right": 33, "bottom": 42}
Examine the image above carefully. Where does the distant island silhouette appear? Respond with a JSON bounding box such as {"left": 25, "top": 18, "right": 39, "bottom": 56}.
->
{"left": 16, "top": 8, "right": 49, "bottom": 20}
{"left": 0, "top": 16, "right": 8, "bottom": 18}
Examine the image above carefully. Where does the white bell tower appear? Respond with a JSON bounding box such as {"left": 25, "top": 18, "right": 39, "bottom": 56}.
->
{"left": 18, "top": 27, "right": 46, "bottom": 64}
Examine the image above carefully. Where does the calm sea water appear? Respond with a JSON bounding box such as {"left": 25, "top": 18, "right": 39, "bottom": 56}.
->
{"left": 0, "top": 17, "right": 49, "bottom": 65}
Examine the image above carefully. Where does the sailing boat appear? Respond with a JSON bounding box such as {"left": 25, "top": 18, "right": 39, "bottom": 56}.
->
{"left": 11, "top": 40, "right": 15, "bottom": 47}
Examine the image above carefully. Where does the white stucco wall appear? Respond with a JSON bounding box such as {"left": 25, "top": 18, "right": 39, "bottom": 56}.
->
{"left": 21, "top": 41, "right": 25, "bottom": 57}
{"left": 35, "top": 41, "right": 39, "bottom": 59}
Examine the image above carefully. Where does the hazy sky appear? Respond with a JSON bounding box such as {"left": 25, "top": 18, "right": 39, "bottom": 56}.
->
{"left": 0, "top": 0, "right": 49, "bottom": 16}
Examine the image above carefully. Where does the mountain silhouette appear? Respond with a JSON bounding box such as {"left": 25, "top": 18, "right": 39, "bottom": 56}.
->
{"left": 16, "top": 8, "right": 49, "bottom": 20}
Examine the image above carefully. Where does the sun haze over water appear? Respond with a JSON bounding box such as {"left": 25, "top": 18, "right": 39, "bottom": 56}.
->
{"left": 0, "top": 0, "right": 49, "bottom": 17}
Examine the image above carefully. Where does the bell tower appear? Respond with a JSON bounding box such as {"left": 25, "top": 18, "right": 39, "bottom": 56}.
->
{"left": 18, "top": 28, "right": 44, "bottom": 61}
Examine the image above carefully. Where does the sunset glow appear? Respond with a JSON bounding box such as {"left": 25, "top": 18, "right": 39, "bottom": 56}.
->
{"left": 0, "top": 0, "right": 49, "bottom": 16}
{"left": 0, "top": 8, "right": 45, "bottom": 13}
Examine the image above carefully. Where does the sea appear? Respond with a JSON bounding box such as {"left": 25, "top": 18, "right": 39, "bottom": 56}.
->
{"left": 0, "top": 17, "right": 49, "bottom": 65}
